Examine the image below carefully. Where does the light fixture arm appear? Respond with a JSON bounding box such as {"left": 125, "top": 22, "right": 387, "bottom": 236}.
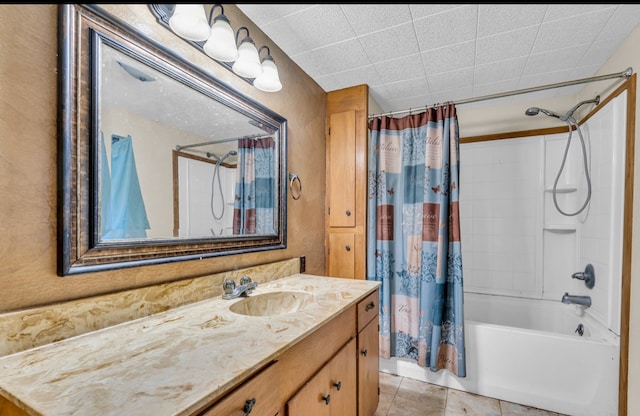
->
{"left": 208, "top": 4, "right": 229, "bottom": 25}
{"left": 235, "top": 26, "right": 253, "bottom": 46}
{"left": 258, "top": 45, "right": 272, "bottom": 62}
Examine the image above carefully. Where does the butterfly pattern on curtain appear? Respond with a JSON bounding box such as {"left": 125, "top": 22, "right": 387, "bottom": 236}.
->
{"left": 367, "top": 103, "right": 465, "bottom": 377}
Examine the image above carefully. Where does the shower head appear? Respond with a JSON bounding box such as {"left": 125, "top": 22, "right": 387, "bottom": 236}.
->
{"left": 526, "top": 95, "right": 600, "bottom": 122}
{"left": 565, "top": 95, "right": 600, "bottom": 119}
{"left": 525, "top": 107, "right": 561, "bottom": 119}
{"left": 223, "top": 150, "right": 238, "bottom": 161}
{"left": 208, "top": 150, "right": 238, "bottom": 164}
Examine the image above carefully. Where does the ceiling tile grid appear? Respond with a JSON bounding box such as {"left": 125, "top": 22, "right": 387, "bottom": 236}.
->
{"left": 237, "top": 4, "right": 640, "bottom": 113}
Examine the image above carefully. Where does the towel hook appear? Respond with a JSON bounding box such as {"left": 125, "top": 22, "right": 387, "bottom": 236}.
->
{"left": 289, "top": 173, "right": 302, "bottom": 200}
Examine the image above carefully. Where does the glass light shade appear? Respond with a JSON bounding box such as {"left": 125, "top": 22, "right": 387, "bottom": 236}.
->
{"left": 169, "top": 5, "right": 211, "bottom": 41}
{"left": 254, "top": 59, "right": 282, "bottom": 92}
{"left": 203, "top": 16, "right": 239, "bottom": 62}
{"left": 232, "top": 40, "right": 263, "bottom": 79}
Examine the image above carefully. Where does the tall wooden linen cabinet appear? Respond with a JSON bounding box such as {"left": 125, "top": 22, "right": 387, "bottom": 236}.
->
{"left": 325, "top": 85, "right": 369, "bottom": 280}
{"left": 325, "top": 85, "right": 379, "bottom": 416}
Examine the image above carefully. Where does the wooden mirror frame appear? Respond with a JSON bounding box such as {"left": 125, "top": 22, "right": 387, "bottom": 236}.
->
{"left": 57, "top": 4, "right": 287, "bottom": 276}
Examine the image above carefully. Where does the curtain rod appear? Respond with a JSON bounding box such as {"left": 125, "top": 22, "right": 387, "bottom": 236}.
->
{"left": 368, "top": 66, "right": 633, "bottom": 119}
{"left": 175, "top": 133, "right": 266, "bottom": 151}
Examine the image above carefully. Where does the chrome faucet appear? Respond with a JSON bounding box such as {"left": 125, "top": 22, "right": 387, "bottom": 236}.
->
{"left": 222, "top": 276, "right": 258, "bottom": 300}
{"left": 561, "top": 292, "right": 591, "bottom": 307}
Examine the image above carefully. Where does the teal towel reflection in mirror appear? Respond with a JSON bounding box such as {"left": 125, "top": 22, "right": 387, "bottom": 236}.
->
{"left": 100, "top": 133, "right": 150, "bottom": 239}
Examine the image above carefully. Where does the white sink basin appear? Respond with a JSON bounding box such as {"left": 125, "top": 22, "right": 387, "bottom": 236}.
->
{"left": 228, "top": 291, "right": 316, "bottom": 317}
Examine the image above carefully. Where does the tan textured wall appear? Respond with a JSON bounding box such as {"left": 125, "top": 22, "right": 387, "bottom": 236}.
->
{"left": 0, "top": 5, "right": 326, "bottom": 312}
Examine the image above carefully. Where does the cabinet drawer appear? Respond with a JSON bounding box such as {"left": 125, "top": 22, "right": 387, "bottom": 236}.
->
{"left": 357, "top": 289, "right": 379, "bottom": 333}
{"left": 199, "top": 361, "right": 280, "bottom": 416}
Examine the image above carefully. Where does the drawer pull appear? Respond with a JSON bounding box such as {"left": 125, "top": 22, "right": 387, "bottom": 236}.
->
{"left": 242, "top": 398, "right": 256, "bottom": 415}
{"left": 361, "top": 348, "right": 368, "bottom": 357}
{"left": 333, "top": 381, "right": 342, "bottom": 391}
{"left": 322, "top": 394, "right": 331, "bottom": 405}
{"left": 346, "top": 210, "right": 351, "bottom": 216}
{"left": 365, "top": 301, "right": 375, "bottom": 311}
{"left": 345, "top": 245, "right": 351, "bottom": 251}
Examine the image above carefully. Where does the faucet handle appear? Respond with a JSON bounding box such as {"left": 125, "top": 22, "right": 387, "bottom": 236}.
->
{"left": 223, "top": 279, "right": 236, "bottom": 295}
{"left": 240, "top": 276, "right": 255, "bottom": 293}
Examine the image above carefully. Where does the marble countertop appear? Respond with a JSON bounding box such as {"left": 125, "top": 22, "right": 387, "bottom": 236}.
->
{"left": 0, "top": 274, "right": 380, "bottom": 416}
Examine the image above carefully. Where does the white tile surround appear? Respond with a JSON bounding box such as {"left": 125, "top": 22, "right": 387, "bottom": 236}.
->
{"left": 459, "top": 136, "right": 543, "bottom": 299}
{"left": 459, "top": 92, "right": 627, "bottom": 334}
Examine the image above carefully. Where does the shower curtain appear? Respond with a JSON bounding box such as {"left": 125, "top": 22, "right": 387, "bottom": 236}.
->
{"left": 233, "top": 136, "right": 276, "bottom": 235}
{"left": 367, "top": 104, "right": 465, "bottom": 376}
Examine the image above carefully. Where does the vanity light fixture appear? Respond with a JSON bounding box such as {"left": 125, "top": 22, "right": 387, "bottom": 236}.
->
{"left": 168, "top": 4, "right": 210, "bottom": 41}
{"left": 203, "top": 4, "right": 238, "bottom": 62}
{"left": 232, "top": 27, "right": 262, "bottom": 78}
{"left": 159, "top": 4, "right": 282, "bottom": 92}
{"left": 254, "top": 46, "right": 282, "bottom": 92}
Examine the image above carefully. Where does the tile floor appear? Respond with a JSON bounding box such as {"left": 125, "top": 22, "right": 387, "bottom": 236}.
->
{"left": 375, "top": 372, "right": 568, "bottom": 416}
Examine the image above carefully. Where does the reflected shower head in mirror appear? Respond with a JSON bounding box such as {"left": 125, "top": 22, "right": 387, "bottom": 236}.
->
{"left": 207, "top": 150, "right": 238, "bottom": 163}
{"left": 524, "top": 107, "right": 561, "bottom": 118}
{"left": 117, "top": 61, "right": 157, "bottom": 82}
{"left": 221, "top": 150, "right": 238, "bottom": 163}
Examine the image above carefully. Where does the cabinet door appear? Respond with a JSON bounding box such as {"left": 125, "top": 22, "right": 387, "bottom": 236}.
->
{"left": 328, "top": 233, "right": 355, "bottom": 278}
{"left": 287, "top": 364, "right": 332, "bottom": 416}
{"left": 358, "top": 318, "right": 379, "bottom": 416}
{"left": 329, "top": 338, "right": 357, "bottom": 416}
{"left": 328, "top": 110, "right": 356, "bottom": 228}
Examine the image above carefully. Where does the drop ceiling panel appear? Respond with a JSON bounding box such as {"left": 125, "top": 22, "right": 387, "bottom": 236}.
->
{"left": 237, "top": 3, "right": 640, "bottom": 114}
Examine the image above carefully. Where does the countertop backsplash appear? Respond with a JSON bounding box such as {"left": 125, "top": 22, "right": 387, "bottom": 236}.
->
{"left": 0, "top": 257, "right": 301, "bottom": 357}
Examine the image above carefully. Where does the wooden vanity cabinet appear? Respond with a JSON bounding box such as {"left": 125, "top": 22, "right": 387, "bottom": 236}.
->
{"left": 357, "top": 289, "right": 380, "bottom": 416}
{"left": 0, "top": 397, "right": 27, "bottom": 416}
{"left": 286, "top": 338, "right": 357, "bottom": 416}
{"left": 285, "top": 288, "right": 380, "bottom": 416}
{"left": 197, "top": 361, "right": 280, "bottom": 416}
{"left": 194, "top": 288, "right": 380, "bottom": 416}
{"left": 0, "top": 283, "right": 380, "bottom": 416}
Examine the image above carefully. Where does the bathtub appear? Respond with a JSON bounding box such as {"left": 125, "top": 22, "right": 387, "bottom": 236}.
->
{"left": 379, "top": 292, "right": 620, "bottom": 416}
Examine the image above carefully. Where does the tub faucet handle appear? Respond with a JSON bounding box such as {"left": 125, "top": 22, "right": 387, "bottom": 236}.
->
{"left": 572, "top": 264, "right": 595, "bottom": 289}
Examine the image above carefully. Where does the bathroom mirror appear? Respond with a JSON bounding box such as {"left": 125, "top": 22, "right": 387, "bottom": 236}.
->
{"left": 58, "top": 4, "right": 287, "bottom": 276}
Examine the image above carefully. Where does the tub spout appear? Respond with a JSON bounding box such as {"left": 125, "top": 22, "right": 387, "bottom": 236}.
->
{"left": 561, "top": 292, "right": 591, "bottom": 307}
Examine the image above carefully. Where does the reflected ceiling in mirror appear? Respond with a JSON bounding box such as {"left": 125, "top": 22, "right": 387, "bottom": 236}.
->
{"left": 58, "top": 5, "right": 287, "bottom": 276}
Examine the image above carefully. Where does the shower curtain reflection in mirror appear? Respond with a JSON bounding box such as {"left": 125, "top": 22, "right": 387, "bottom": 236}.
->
{"left": 233, "top": 136, "right": 277, "bottom": 235}
{"left": 100, "top": 133, "right": 151, "bottom": 239}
